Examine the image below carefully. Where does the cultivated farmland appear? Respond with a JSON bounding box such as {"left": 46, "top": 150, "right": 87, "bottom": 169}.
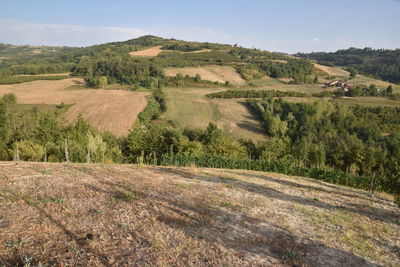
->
{"left": 129, "top": 46, "right": 164, "bottom": 57}
{"left": 163, "top": 87, "right": 266, "bottom": 141}
{"left": 164, "top": 65, "right": 247, "bottom": 85}
{"left": 0, "top": 78, "right": 148, "bottom": 136}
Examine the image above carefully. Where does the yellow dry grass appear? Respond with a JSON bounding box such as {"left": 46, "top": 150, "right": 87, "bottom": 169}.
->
{"left": 164, "top": 65, "right": 247, "bottom": 85}
{"left": 163, "top": 87, "right": 266, "bottom": 141}
{"left": 313, "top": 63, "right": 349, "bottom": 78}
{"left": 0, "top": 162, "right": 398, "bottom": 266}
{"left": 0, "top": 78, "right": 147, "bottom": 136}
{"left": 129, "top": 46, "right": 164, "bottom": 57}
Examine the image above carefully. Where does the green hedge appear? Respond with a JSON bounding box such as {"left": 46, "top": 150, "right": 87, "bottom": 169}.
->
{"left": 0, "top": 75, "right": 70, "bottom": 84}
{"left": 160, "top": 153, "right": 378, "bottom": 193}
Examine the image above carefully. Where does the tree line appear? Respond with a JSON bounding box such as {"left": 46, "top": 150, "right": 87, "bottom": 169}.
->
{"left": 1, "top": 93, "right": 399, "bottom": 204}
{"left": 297, "top": 47, "right": 400, "bottom": 84}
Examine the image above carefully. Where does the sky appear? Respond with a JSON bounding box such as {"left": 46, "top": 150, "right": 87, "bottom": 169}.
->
{"left": 0, "top": 0, "right": 399, "bottom": 53}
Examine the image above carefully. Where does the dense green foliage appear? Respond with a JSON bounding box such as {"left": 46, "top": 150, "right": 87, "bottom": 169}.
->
{"left": 0, "top": 36, "right": 317, "bottom": 87}
{"left": 0, "top": 75, "right": 69, "bottom": 85}
{"left": 237, "top": 59, "right": 314, "bottom": 83}
{"left": 335, "top": 84, "right": 400, "bottom": 98}
{"left": 245, "top": 98, "right": 400, "bottom": 194}
{"left": 207, "top": 89, "right": 308, "bottom": 99}
{"left": 1, "top": 93, "right": 399, "bottom": 199}
{"left": 0, "top": 94, "right": 122, "bottom": 163}
{"left": 297, "top": 48, "right": 400, "bottom": 84}
{"left": 160, "top": 154, "right": 373, "bottom": 192}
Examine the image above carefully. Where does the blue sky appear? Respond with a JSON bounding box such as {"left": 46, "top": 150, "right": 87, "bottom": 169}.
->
{"left": 1, "top": 0, "right": 399, "bottom": 53}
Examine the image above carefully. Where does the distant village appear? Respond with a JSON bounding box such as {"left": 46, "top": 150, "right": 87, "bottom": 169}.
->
{"left": 324, "top": 80, "right": 381, "bottom": 93}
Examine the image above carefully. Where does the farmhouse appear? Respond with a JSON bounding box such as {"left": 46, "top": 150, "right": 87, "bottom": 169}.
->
{"left": 326, "top": 80, "right": 352, "bottom": 91}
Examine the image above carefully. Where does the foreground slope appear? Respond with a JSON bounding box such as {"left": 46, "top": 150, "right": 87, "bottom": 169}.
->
{"left": 0, "top": 162, "right": 399, "bottom": 266}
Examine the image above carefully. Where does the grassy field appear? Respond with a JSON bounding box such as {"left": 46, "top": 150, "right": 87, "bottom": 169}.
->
{"left": 0, "top": 162, "right": 398, "bottom": 266}
{"left": 164, "top": 65, "right": 247, "bottom": 86}
{"left": 163, "top": 87, "right": 267, "bottom": 141}
{"left": 0, "top": 78, "right": 148, "bottom": 136}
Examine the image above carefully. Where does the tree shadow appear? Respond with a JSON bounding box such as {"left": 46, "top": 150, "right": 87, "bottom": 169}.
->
{"left": 222, "top": 169, "right": 392, "bottom": 205}
{"left": 236, "top": 121, "right": 265, "bottom": 135}
{"left": 155, "top": 168, "right": 400, "bottom": 227}
{"left": 86, "top": 168, "right": 381, "bottom": 267}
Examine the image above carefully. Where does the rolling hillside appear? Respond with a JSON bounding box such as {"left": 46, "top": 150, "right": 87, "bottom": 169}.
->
{"left": 0, "top": 162, "right": 399, "bottom": 266}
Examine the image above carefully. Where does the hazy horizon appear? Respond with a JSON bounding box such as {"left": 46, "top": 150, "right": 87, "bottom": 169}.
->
{"left": 1, "top": 0, "right": 399, "bottom": 53}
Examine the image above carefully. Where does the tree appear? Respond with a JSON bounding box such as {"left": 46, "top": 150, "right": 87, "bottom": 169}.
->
{"left": 349, "top": 68, "right": 358, "bottom": 79}
{"left": 313, "top": 75, "right": 319, "bottom": 84}
{"left": 10, "top": 140, "right": 45, "bottom": 161}
{"left": 386, "top": 85, "right": 393, "bottom": 94}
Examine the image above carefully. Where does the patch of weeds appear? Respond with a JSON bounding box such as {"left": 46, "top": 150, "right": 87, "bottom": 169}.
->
{"left": 0, "top": 174, "right": 7, "bottom": 180}
{"left": 20, "top": 255, "right": 46, "bottom": 267}
{"left": 176, "top": 183, "right": 191, "bottom": 191}
{"left": 219, "top": 200, "right": 248, "bottom": 212}
{"left": 4, "top": 238, "right": 24, "bottom": 250}
{"left": 29, "top": 166, "right": 52, "bottom": 175}
{"left": 67, "top": 245, "right": 85, "bottom": 258}
{"left": 281, "top": 249, "right": 300, "bottom": 263}
{"left": 88, "top": 208, "right": 102, "bottom": 215}
{"left": 225, "top": 183, "right": 236, "bottom": 189}
{"left": 190, "top": 233, "right": 204, "bottom": 239}
{"left": 394, "top": 195, "right": 400, "bottom": 207}
{"left": 218, "top": 175, "right": 237, "bottom": 183}
{"left": 151, "top": 233, "right": 166, "bottom": 252}
{"left": 112, "top": 188, "right": 137, "bottom": 203}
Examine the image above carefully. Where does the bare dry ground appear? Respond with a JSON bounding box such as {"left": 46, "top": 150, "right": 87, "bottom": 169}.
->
{"left": 0, "top": 79, "right": 148, "bottom": 136}
{"left": 164, "top": 65, "right": 247, "bottom": 86}
{"left": 129, "top": 46, "right": 164, "bottom": 57}
{"left": 0, "top": 162, "right": 398, "bottom": 266}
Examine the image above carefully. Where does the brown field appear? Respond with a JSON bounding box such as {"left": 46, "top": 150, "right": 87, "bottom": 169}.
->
{"left": 0, "top": 162, "right": 398, "bottom": 266}
{"left": 129, "top": 46, "right": 164, "bottom": 57}
{"left": 0, "top": 78, "right": 148, "bottom": 136}
{"left": 164, "top": 65, "right": 247, "bottom": 85}
{"left": 313, "top": 63, "right": 349, "bottom": 78}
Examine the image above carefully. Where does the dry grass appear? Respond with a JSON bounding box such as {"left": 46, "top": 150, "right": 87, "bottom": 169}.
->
{"left": 0, "top": 162, "right": 398, "bottom": 266}
{"left": 313, "top": 63, "right": 350, "bottom": 78}
{"left": 164, "top": 65, "right": 247, "bottom": 86}
{"left": 163, "top": 87, "right": 266, "bottom": 141}
{"left": 0, "top": 79, "right": 148, "bottom": 136}
{"left": 129, "top": 46, "right": 164, "bottom": 57}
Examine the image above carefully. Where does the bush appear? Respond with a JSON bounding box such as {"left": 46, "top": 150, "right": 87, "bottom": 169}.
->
{"left": 11, "top": 140, "right": 45, "bottom": 162}
{"left": 395, "top": 195, "right": 400, "bottom": 207}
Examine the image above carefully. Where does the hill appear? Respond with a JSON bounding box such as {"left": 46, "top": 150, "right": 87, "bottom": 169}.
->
{"left": 297, "top": 48, "right": 400, "bottom": 84}
{"left": 0, "top": 162, "right": 399, "bottom": 266}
